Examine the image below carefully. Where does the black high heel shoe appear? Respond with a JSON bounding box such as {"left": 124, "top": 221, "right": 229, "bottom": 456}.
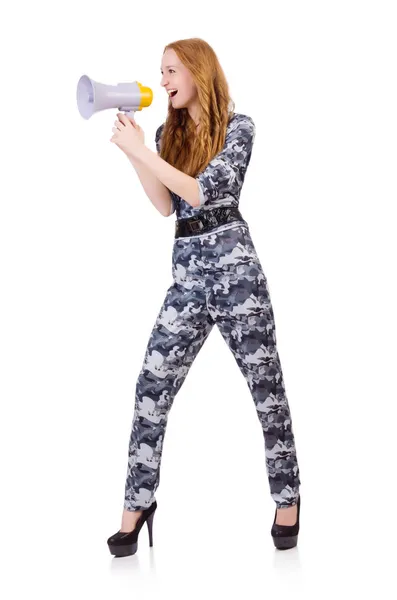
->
{"left": 271, "top": 495, "right": 300, "bottom": 550}
{"left": 107, "top": 500, "right": 157, "bottom": 557}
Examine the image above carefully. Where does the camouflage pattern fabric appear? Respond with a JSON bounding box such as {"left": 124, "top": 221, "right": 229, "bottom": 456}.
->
{"left": 124, "top": 223, "right": 301, "bottom": 511}
{"left": 155, "top": 113, "right": 256, "bottom": 218}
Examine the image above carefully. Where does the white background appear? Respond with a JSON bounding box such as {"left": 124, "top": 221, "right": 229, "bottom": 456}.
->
{"left": 1, "top": 0, "right": 396, "bottom": 597}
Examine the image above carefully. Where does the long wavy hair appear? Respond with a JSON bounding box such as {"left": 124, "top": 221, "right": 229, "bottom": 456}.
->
{"left": 159, "top": 38, "right": 235, "bottom": 177}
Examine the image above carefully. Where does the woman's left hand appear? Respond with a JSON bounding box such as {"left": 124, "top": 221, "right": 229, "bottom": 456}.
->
{"left": 110, "top": 113, "right": 145, "bottom": 157}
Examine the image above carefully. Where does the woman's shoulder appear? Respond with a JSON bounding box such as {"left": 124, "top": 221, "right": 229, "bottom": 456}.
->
{"left": 225, "top": 113, "right": 256, "bottom": 150}
{"left": 227, "top": 112, "right": 255, "bottom": 133}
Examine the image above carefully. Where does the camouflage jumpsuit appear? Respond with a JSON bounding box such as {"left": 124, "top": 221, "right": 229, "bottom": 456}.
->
{"left": 124, "top": 113, "right": 301, "bottom": 511}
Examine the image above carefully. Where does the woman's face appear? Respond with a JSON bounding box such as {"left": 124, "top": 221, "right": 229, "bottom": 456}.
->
{"left": 160, "top": 48, "right": 198, "bottom": 109}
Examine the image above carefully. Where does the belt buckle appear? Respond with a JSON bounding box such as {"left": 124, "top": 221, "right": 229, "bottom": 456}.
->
{"left": 188, "top": 218, "right": 204, "bottom": 233}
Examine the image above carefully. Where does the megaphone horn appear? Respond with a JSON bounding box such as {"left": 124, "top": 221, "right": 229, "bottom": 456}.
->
{"left": 76, "top": 74, "right": 153, "bottom": 120}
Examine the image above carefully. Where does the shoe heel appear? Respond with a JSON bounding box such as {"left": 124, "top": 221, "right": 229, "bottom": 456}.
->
{"left": 107, "top": 500, "right": 157, "bottom": 557}
{"left": 146, "top": 512, "right": 155, "bottom": 547}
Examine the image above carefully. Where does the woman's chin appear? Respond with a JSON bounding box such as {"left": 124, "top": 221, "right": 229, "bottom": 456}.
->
{"left": 169, "top": 95, "right": 188, "bottom": 110}
{"left": 171, "top": 94, "right": 185, "bottom": 106}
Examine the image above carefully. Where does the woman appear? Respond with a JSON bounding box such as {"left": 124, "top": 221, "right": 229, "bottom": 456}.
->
{"left": 107, "top": 38, "right": 301, "bottom": 557}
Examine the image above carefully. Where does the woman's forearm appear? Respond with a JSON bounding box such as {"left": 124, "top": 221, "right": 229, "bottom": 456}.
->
{"left": 132, "top": 145, "right": 201, "bottom": 208}
{"left": 128, "top": 154, "right": 173, "bottom": 217}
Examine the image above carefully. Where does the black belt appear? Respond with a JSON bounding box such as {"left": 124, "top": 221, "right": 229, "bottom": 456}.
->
{"left": 175, "top": 207, "right": 246, "bottom": 238}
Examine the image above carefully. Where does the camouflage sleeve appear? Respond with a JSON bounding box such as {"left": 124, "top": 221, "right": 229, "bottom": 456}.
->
{"left": 195, "top": 115, "right": 256, "bottom": 206}
{"left": 154, "top": 123, "right": 175, "bottom": 215}
{"left": 155, "top": 123, "right": 164, "bottom": 154}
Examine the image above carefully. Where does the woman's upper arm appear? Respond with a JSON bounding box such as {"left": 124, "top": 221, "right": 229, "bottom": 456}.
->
{"left": 195, "top": 115, "right": 256, "bottom": 206}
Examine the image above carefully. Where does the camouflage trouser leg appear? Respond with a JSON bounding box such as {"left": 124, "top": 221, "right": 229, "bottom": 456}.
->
{"left": 124, "top": 222, "right": 301, "bottom": 511}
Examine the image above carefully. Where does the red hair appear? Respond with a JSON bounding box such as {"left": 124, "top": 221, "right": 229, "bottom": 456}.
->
{"left": 159, "top": 37, "right": 235, "bottom": 177}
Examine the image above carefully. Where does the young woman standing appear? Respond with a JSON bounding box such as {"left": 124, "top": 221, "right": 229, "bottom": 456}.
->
{"left": 107, "top": 38, "right": 301, "bottom": 557}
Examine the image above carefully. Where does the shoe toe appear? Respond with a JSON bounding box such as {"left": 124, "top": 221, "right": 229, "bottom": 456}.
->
{"left": 107, "top": 530, "right": 122, "bottom": 544}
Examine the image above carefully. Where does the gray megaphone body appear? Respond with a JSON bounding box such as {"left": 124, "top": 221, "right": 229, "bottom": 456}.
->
{"left": 76, "top": 74, "right": 153, "bottom": 119}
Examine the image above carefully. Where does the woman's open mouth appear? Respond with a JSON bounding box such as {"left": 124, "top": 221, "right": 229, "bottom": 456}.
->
{"left": 168, "top": 89, "right": 178, "bottom": 98}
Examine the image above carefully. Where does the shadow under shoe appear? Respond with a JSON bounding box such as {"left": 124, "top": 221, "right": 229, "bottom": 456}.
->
{"left": 271, "top": 495, "right": 300, "bottom": 550}
{"left": 107, "top": 500, "right": 157, "bottom": 557}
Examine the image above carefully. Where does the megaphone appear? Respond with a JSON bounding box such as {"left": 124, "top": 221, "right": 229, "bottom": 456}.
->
{"left": 76, "top": 74, "right": 153, "bottom": 119}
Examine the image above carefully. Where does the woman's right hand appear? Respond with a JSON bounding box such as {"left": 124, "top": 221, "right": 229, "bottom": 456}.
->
{"left": 117, "top": 114, "right": 145, "bottom": 145}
